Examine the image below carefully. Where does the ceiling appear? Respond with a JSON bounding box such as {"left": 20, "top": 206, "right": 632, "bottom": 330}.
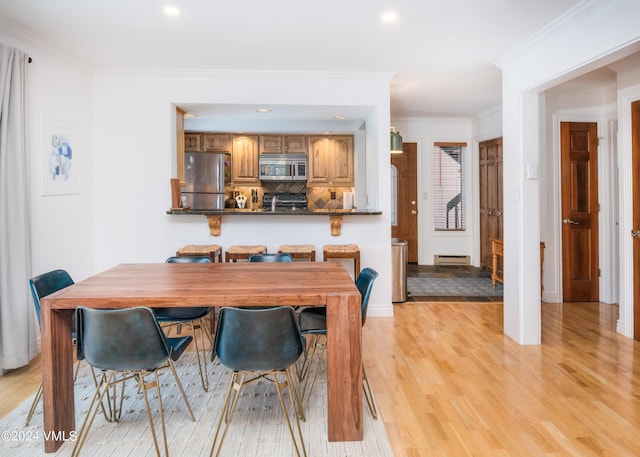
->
{"left": 0, "top": 0, "right": 584, "bottom": 121}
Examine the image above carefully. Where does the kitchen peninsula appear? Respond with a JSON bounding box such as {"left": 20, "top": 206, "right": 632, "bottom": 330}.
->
{"left": 166, "top": 207, "right": 382, "bottom": 236}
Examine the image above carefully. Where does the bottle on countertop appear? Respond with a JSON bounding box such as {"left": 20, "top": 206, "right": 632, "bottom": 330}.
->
{"left": 326, "top": 191, "right": 340, "bottom": 210}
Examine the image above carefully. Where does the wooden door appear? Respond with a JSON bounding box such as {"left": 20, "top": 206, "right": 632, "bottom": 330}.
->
{"left": 632, "top": 101, "right": 640, "bottom": 340}
{"left": 561, "top": 122, "right": 599, "bottom": 302}
{"left": 391, "top": 143, "right": 418, "bottom": 263}
{"left": 479, "top": 138, "right": 503, "bottom": 272}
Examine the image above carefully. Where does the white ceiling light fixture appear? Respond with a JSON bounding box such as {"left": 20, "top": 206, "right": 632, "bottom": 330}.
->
{"left": 163, "top": 5, "right": 180, "bottom": 16}
{"left": 332, "top": 115, "right": 346, "bottom": 120}
{"left": 183, "top": 113, "right": 198, "bottom": 119}
{"left": 382, "top": 11, "right": 398, "bottom": 23}
{"left": 256, "top": 108, "right": 272, "bottom": 113}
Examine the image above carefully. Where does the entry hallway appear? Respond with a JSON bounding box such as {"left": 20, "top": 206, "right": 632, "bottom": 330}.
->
{"left": 2, "top": 300, "right": 639, "bottom": 456}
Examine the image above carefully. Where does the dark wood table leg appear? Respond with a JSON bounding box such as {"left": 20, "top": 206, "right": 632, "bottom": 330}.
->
{"left": 41, "top": 305, "right": 75, "bottom": 452}
{"left": 325, "top": 292, "right": 363, "bottom": 441}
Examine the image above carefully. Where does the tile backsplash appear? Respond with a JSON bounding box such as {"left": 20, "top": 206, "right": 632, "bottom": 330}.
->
{"left": 229, "top": 184, "right": 354, "bottom": 209}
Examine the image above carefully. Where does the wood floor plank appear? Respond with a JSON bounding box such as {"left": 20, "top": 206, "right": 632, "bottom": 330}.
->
{"left": 4, "top": 301, "right": 640, "bottom": 457}
{"left": 362, "top": 301, "right": 640, "bottom": 457}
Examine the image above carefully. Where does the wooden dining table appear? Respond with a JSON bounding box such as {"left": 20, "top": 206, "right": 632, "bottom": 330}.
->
{"left": 40, "top": 262, "right": 363, "bottom": 452}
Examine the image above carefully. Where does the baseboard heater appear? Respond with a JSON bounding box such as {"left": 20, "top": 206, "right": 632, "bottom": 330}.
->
{"left": 434, "top": 255, "right": 470, "bottom": 266}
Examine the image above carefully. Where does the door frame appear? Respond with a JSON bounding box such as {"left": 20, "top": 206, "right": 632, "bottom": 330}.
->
{"left": 618, "top": 88, "right": 640, "bottom": 339}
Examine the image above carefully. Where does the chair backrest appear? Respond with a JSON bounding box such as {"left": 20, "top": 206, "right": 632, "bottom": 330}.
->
{"left": 355, "top": 267, "right": 379, "bottom": 326}
{"left": 76, "top": 306, "right": 171, "bottom": 371}
{"left": 248, "top": 253, "right": 293, "bottom": 262}
{"left": 214, "top": 306, "right": 303, "bottom": 371}
{"left": 165, "top": 256, "right": 211, "bottom": 263}
{"left": 29, "top": 269, "right": 75, "bottom": 326}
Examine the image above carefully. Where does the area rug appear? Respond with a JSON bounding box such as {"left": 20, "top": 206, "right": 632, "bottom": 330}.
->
{"left": 408, "top": 277, "right": 503, "bottom": 297}
{"left": 0, "top": 352, "right": 393, "bottom": 457}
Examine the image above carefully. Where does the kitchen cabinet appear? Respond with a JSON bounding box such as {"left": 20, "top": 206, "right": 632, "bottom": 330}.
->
{"left": 231, "top": 134, "right": 259, "bottom": 184}
{"left": 202, "top": 134, "right": 230, "bottom": 152}
{"left": 184, "top": 133, "right": 201, "bottom": 152}
{"left": 185, "top": 133, "right": 229, "bottom": 152}
{"left": 284, "top": 135, "right": 307, "bottom": 153}
{"left": 308, "top": 135, "right": 354, "bottom": 186}
{"left": 260, "top": 135, "right": 307, "bottom": 153}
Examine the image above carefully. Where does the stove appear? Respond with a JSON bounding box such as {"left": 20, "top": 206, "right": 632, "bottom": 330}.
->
{"left": 262, "top": 192, "right": 308, "bottom": 209}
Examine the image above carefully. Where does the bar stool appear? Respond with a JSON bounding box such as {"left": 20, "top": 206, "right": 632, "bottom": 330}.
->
{"left": 225, "top": 245, "right": 267, "bottom": 262}
{"left": 176, "top": 244, "right": 222, "bottom": 263}
{"left": 278, "top": 244, "right": 316, "bottom": 262}
{"left": 323, "top": 244, "right": 360, "bottom": 279}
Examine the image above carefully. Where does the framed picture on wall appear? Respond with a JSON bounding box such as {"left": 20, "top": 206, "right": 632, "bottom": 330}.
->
{"left": 41, "top": 117, "right": 79, "bottom": 195}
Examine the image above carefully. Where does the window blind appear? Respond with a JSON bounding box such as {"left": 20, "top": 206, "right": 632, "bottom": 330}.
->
{"left": 433, "top": 142, "right": 467, "bottom": 231}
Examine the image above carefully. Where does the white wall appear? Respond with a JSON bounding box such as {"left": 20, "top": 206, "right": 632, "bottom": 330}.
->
{"left": 497, "top": 0, "right": 640, "bottom": 343}
{"left": 92, "top": 69, "right": 394, "bottom": 316}
{"left": 1, "top": 22, "right": 95, "bottom": 283}
{"left": 389, "top": 117, "right": 474, "bottom": 265}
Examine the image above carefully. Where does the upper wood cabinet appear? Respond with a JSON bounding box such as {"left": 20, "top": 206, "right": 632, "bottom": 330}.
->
{"left": 308, "top": 135, "right": 354, "bottom": 186}
{"left": 260, "top": 135, "right": 307, "bottom": 153}
{"left": 284, "top": 135, "right": 307, "bottom": 153}
{"left": 203, "top": 133, "right": 230, "bottom": 152}
{"left": 186, "top": 133, "right": 230, "bottom": 152}
{"left": 184, "top": 133, "right": 201, "bottom": 152}
{"left": 231, "top": 134, "right": 259, "bottom": 184}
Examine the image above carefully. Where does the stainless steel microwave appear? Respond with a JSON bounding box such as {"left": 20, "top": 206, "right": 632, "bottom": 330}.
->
{"left": 258, "top": 153, "right": 307, "bottom": 181}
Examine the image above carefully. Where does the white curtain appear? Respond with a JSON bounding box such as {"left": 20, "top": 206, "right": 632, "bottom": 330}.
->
{"left": 0, "top": 44, "right": 35, "bottom": 372}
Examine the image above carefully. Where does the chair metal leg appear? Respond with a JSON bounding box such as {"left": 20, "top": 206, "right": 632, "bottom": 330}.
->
{"left": 300, "top": 334, "right": 378, "bottom": 420}
{"left": 139, "top": 371, "right": 168, "bottom": 457}
{"left": 275, "top": 369, "right": 307, "bottom": 457}
{"left": 362, "top": 366, "right": 378, "bottom": 420}
{"left": 26, "top": 359, "right": 83, "bottom": 426}
{"left": 300, "top": 334, "right": 327, "bottom": 412}
{"left": 191, "top": 318, "right": 210, "bottom": 391}
{"left": 161, "top": 317, "right": 212, "bottom": 391}
{"left": 167, "top": 359, "right": 196, "bottom": 422}
{"left": 71, "top": 371, "right": 117, "bottom": 457}
{"left": 25, "top": 382, "right": 43, "bottom": 426}
{"left": 210, "top": 372, "right": 246, "bottom": 457}
{"left": 210, "top": 370, "right": 307, "bottom": 457}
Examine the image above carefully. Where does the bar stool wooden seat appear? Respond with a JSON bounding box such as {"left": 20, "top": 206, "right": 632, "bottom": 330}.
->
{"left": 225, "top": 245, "right": 267, "bottom": 262}
{"left": 278, "top": 244, "right": 316, "bottom": 261}
{"left": 176, "top": 244, "right": 222, "bottom": 263}
{"left": 323, "top": 244, "right": 360, "bottom": 279}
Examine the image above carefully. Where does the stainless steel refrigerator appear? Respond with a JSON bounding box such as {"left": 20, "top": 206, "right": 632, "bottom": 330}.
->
{"left": 183, "top": 152, "right": 230, "bottom": 210}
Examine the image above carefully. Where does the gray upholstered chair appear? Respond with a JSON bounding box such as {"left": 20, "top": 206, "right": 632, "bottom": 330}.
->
{"left": 210, "top": 306, "right": 306, "bottom": 457}
{"left": 248, "top": 253, "right": 292, "bottom": 262}
{"left": 26, "top": 269, "right": 79, "bottom": 425}
{"left": 71, "top": 306, "right": 195, "bottom": 457}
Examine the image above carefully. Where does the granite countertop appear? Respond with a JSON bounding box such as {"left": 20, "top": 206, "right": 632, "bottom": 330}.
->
{"left": 167, "top": 207, "right": 381, "bottom": 216}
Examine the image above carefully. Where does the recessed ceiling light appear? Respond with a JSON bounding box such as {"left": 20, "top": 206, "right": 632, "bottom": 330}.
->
{"left": 256, "top": 108, "right": 272, "bottom": 113}
{"left": 164, "top": 5, "right": 180, "bottom": 16}
{"left": 382, "top": 11, "right": 398, "bottom": 22}
{"left": 332, "top": 115, "right": 347, "bottom": 120}
{"left": 184, "top": 113, "right": 198, "bottom": 119}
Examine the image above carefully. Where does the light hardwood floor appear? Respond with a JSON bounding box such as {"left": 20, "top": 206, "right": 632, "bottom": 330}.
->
{"left": 3, "top": 301, "right": 640, "bottom": 456}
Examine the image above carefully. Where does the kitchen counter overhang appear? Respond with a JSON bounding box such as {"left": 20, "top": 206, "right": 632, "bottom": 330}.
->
{"left": 166, "top": 208, "right": 382, "bottom": 236}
